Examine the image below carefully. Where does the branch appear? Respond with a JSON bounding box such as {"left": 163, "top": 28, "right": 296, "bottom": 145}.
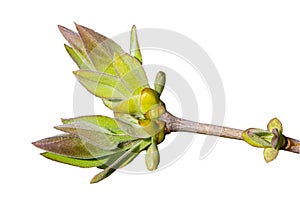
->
{"left": 159, "top": 111, "right": 300, "bottom": 154}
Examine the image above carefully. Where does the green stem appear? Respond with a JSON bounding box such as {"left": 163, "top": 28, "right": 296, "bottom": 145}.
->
{"left": 159, "top": 111, "right": 300, "bottom": 154}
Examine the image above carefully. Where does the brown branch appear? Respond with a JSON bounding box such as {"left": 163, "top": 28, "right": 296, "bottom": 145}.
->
{"left": 159, "top": 111, "right": 300, "bottom": 154}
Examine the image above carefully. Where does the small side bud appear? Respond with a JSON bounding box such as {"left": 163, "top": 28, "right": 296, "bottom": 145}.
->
{"left": 145, "top": 142, "right": 160, "bottom": 171}
{"left": 154, "top": 71, "right": 166, "bottom": 96}
{"left": 242, "top": 128, "right": 273, "bottom": 148}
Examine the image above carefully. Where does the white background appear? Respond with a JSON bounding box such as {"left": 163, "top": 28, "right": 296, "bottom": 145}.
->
{"left": 1, "top": 0, "right": 300, "bottom": 199}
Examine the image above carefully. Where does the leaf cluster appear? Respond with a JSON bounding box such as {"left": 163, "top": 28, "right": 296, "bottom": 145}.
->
{"left": 33, "top": 24, "right": 167, "bottom": 183}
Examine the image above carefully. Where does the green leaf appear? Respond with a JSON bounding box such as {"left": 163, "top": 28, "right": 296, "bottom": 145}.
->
{"left": 75, "top": 23, "right": 124, "bottom": 75}
{"left": 119, "top": 139, "right": 151, "bottom": 168}
{"left": 263, "top": 148, "right": 279, "bottom": 163}
{"left": 145, "top": 135, "right": 160, "bottom": 171}
{"left": 64, "top": 44, "right": 91, "bottom": 70}
{"left": 267, "top": 118, "right": 286, "bottom": 149}
{"left": 90, "top": 140, "right": 147, "bottom": 183}
{"left": 113, "top": 53, "right": 149, "bottom": 95}
{"left": 90, "top": 168, "right": 116, "bottom": 184}
{"left": 62, "top": 25, "right": 151, "bottom": 113}
{"left": 41, "top": 152, "right": 110, "bottom": 168}
{"left": 242, "top": 128, "right": 273, "bottom": 148}
{"left": 157, "top": 127, "right": 166, "bottom": 144}
{"left": 55, "top": 120, "right": 136, "bottom": 150}
{"left": 154, "top": 71, "right": 166, "bottom": 96}
{"left": 58, "top": 25, "right": 94, "bottom": 70}
{"left": 140, "top": 88, "right": 160, "bottom": 113}
{"left": 62, "top": 115, "right": 124, "bottom": 135}
{"left": 138, "top": 119, "right": 165, "bottom": 137}
{"left": 267, "top": 118, "right": 283, "bottom": 134}
{"left": 144, "top": 103, "right": 166, "bottom": 119}
{"left": 73, "top": 70, "right": 131, "bottom": 100}
{"left": 114, "top": 113, "right": 151, "bottom": 138}
{"left": 32, "top": 134, "right": 119, "bottom": 159}
{"left": 111, "top": 95, "right": 141, "bottom": 114}
{"left": 130, "top": 25, "right": 142, "bottom": 63}
{"left": 75, "top": 23, "right": 124, "bottom": 58}
{"left": 115, "top": 117, "right": 151, "bottom": 138}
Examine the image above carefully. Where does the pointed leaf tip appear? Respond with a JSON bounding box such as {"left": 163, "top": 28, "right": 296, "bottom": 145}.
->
{"left": 90, "top": 168, "right": 116, "bottom": 184}
{"left": 130, "top": 25, "right": 142, "bottom": 63}
{"left": 57, "top": 25, "right": 70, "bottom": 34}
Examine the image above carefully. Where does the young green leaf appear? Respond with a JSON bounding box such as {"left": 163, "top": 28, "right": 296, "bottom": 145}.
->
{"left": 74, "top": 23, "right": 124, "bottom": 75}
{"left": 154, "top": 71, "right": 166, "bottom": 96}
{"left": 58, "top": 25, "right": 94, "bottom": 70}
{"left": 119, "top": 140, "right": 151, "bottom": 168}
{"left": 267, "top": 118, "right": 283, "bottom": 134}
{"left": 140, "top": 88, "right": 160, "bottom": 113}
{"left": 41, "top": 152, "right": 110, "bottom": 168}
{"left": 130, "top": 25, "right": 142, "bottom": 63}
{"left": 75, "top": 23, "right": 124, "bottom": 58}
{"left": 73, "top": 70, "right": 130, "bottom": 100}
{"left": 115, "top": 117, "right": 151, "bottom": 138}
{"left": 32, "top": 134, "right": 118, "bottom": 159}
{"left": 62, "top": 115, "right": 125, "bottom": 135}
{"left": 145, "top": 135, "right": 160, "bottom": 171}
{"left": 144, "top": 103, "right": 166, "bottom": 119}
{"left": 111, "top": 95, "right": 141, "bottom": 114}
{"left": 64, "top": 44, "right": 91, "bottom": 70}
{"left": 157, "top": 126, "right": 166, "bottom": 144}
{"left": 263, "top": 148, "right": 279, "bottom": 163}
{"left": 90, "top": 140, "right": 146, "bottom": 183}
{"left": 242, "top": 128, "right": 273, "bottom": 148}
{"left": 267, "top": 118, "right": 286, "bottom": 150}
{"left": 55, "top": 121, "right": 136, "bottom": 150}
{"left": 113, "top": 53, "right": 149, "bottom": 95}
{"left": 139, "top": 119, "right": 165, "bottom": 137}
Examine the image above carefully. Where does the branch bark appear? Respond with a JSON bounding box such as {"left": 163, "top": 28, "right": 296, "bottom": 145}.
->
{"left": 159, "top": 111, "right": 300, "bottom": 154}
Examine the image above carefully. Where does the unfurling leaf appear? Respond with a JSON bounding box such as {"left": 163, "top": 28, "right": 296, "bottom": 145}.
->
{"left": 263, "top": 148, "right": 279, "bottom": 163}
{"left": 267, "top": 118, "right": 283, "bottom": 134}
{"left": 90, "top": 140, "right": 150, "bottom": 183}
{"left": 64, "top": 44, "right": 91, "bottom": 70}
{"left": 33, "top": 24, "right": 167, "bottom": 183}
{"left": 139, "top": 119, "right": 165, "bottom": 137}
{"left": 130, "top": 25, "right": 142, "bottom": 63}
{"left": 145, "top": 135, "right": 160, "bottom": 171}
{"left": 114, "top": 114, "right": 151, "bottom": 138}
{"left": 154, "top": 71, "right": 166, "bottom": 96}
{"left": 32, "top": 134, "right": 117, "bottom": 159}
{"left": 61, "top": 115, "right": 125, "bottom": 135}
{"left": 140, "top": 88, "right": 160, "bottom": 113}
{"left": 74, "top": 23, "right": 124, "bottom": 75}
{"left": 112, "top": 95, "right": 141, "bottom": 114}
{"left": 113, "top": 52, "right": 149, "bottom": 94}
{"left": 73, "top": 70, "right": 129, "bottom": 101}
{"left": 41, "top": 152, "right": 110, "bottom": 168}
{"left": 242, "top": 128, "right": 273, "bottom": 148}
{"left": 157, "top": 124, "right": 166, "bottom": 144}
{"left": 54, "top": 121, "right": 134, "bottom": 150}
{"left": 242, "top": 118, "right": 287, "bottom": 163}
{"left": 144, "top": 103, "right": 166, "bottom": 119}
{"left": 267, "top": 118, "right": 286, "bottom": 150}
{"left": 58, "top": 25, "right": 94, "bottom": 70}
